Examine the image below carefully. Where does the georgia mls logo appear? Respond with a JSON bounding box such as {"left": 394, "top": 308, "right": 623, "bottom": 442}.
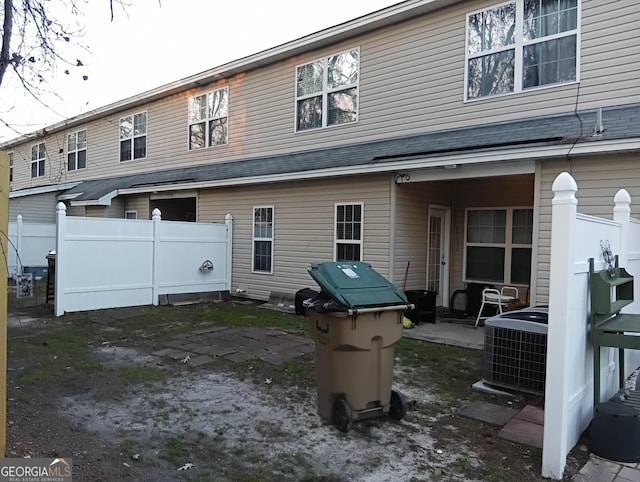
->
{"left": 49, "top": 458, "right": 72, "bottom": 476}
{"left": 0, "top": 457, "right": 73, "bottom": 481}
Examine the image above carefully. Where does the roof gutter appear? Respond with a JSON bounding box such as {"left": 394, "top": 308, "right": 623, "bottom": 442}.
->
{"left": 9, "top": 181, "right": 81, "bottom": 199}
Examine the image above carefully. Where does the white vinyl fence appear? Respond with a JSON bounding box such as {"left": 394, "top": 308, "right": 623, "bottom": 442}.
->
{"left": 54, "top": 203, "right": 232, "bottom": 316}
{"left": 542, "top": 172, "right": 640, "bottom": 479}
{"left": 6, "top": 215, "right": 56, "bottom": 278}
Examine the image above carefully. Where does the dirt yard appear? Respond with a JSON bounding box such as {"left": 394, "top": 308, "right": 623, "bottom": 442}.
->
{"left": 4, "top": 292, "right": 589, "bottom": 481}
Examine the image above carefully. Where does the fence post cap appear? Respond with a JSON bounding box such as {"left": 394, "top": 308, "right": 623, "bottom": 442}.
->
{"left": 552, "top": 172, "right": 577, "bottom": 193}
{"left": 614, "top": 188, "right": 631, "bottom": 205}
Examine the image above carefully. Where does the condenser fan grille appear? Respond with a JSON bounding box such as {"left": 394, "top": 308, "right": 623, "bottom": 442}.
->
{"left": 483, "top": 321, "right": 547, "bottom": 395}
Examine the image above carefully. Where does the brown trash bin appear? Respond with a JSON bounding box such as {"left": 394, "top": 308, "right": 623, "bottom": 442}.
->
{"left": 306, "top": 304, "right": 407, "bottom": 431}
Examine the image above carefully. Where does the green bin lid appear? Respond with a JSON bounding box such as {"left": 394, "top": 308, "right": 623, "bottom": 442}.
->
{"left": 307, "top": 261, "right": 409, "bottom": 309}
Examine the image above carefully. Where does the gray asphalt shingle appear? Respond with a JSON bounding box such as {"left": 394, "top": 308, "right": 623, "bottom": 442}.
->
{"left": 48, "top": 103, "right": 640, "bottom": 203}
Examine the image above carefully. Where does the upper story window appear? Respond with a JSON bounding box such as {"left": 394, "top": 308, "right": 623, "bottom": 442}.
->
{"left": 8, "top": 152, "right": 13, "bottom": 184}
{"left": 30, "top": 142, "right": 46, "bottom": 178}
{"left": 188, "top": 87, "right": 228, "bottom": 149}
{"left": 67, "top": 129, "right": 87, "bottom": 171}
{"left": 252, "top": 206, "right": 273, "bottom": 273}
{"left": 335, "top": 202, "right": 363, "bottom": 262}
{"left": 120, "top": 112, "right": 147, "bottom": 162}
{"left": 465, "top": 0, "right": 578, "bottom": 100}
{"left": 296, "top": 48, "right": 359, "bottom": 132}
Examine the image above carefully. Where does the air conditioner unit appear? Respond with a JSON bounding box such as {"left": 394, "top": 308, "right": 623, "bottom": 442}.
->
{"left": 482, "top": 307, "right": 548, "bottom": 395}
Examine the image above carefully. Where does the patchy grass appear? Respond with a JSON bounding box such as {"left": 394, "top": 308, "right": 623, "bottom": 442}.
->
{"left": 164, "top": 436, "right": 190, "bottom": 464}
{"left": 115, "top": 366, "right": 168, "bottom": 384}
{"left": 7, "top": 298, "right": 589, "bottom": 481}
{"left": 13, "top": 330, "right": 102, "bottom": 384}
{"left": 394, "top": 337, "right": 483, "bottom": 403}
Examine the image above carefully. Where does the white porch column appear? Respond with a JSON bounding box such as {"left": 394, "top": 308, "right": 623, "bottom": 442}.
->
{"left": 542, "top": 172, "right": 578, "bottom": 480}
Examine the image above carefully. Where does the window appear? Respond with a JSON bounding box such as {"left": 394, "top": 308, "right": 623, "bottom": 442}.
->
{"left": 335, "top": 203, "right": 363, "bottom": 262}
{"left": 120, "top": 112, "right": 147, "bottom": 161}
{"left": 464, "top": 208, "right": 533, "bottom": 284}
{"left": 8, "top": 152, "right": 12, "bottom": 183}
{"left": 296, "top": 48, "right": 359, "bottom": 131}
{"left": 30, "top": 142, "right": 46, "bottom": 178}
{"left": 67, "top": 130, "right": 87, "bottom": 171}
{"left": 465, "top": 0, "right": 578, "bottom": 100}
{"left": 252, "top": 206, "right": 273, "bottom": 273}
{"left": 188, "top": 87, "right": 228, "bottom": 149}
{"left": 125, "top": 211, "right": 137, "bottom": 220}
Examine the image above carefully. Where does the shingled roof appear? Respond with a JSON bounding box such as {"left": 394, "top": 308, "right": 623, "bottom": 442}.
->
{"left": 46, "top": 102, "right": 640, "bottom": 204}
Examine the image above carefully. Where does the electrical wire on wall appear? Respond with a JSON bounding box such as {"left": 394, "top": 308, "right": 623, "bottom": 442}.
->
{"left": 565, "top": 82, "right": 584, "bottom": 176}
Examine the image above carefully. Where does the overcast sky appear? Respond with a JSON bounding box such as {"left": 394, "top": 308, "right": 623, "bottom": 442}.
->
{"left": 0, "top": 0, "right": 401, "bottom": 142}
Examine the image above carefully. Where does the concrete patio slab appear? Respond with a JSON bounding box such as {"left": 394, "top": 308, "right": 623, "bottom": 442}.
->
{"left": 188, "top": 355, "right": 215, "bottom": 367}
{"left": 151, "top": 348, "right": 184, "bottom": 357}
{"left": 516, "top": 404, "right": 545, "bottom": 425}
{"left": 498, "top": 405, "right": 544, "bottom": 449}
{"left": 224, "top": 351, "right": 253, "bottom": 363}
{"left": 167, "top": 351, "right": 197, "bottom": 360}
{"left": 191, "top": 345, "right": 217, "bottom": 355}
{"left": 458, "top": 401, "right": 519, "bottom": 426}
{"left": 403, "top": 319, "right": 484, "bottom": 350}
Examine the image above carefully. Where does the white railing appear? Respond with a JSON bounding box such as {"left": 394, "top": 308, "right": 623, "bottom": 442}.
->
{"left": 542, "top": 173, "right": 640, "bottom": 478}
{"left": 54, "top": 203, "right": 233, "bottom": 316}
{"left": 6, "top": 215, "right": 56, "bottom": 278}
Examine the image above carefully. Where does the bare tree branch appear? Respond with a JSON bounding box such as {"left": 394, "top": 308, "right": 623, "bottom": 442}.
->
{"left": 0, "top": 0, "right": 13, "bottom": 87}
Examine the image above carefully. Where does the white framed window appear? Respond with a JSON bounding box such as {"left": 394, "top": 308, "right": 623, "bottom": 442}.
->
{"left": 8, "top": 152, "right": 13, "bottom": 184}
{"left": 30, "top": 142, "right": 46, "bottom": 178}
{"left": 125, "top": 211, "right": 137, "bottom": 220}
{"left": 252, "top": 206, "right": 274, "bottom": 273}
{"left": 67, "top": 129, "right": 87, "bottom": 171}
{"left": 465, "top": 0, "right": 579, "bottom": 100}
{"left": 295, "top": 48, "right": 359, "bottom": 132}
{"left": 120, "top": 112, "right": 147, "bottom": 161}
{"left": 464, "top": 207, "right": 533, "bottom": 284}
{"left": 188, "top": 87, "right": 228, "bottom": 149}
{"left": 335, "top": 202, "right": 363, "bottom": 262}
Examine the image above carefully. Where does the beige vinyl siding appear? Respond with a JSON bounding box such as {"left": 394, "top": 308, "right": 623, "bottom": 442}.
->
{"left": 198, "top": 174, "right": 393, "bottom": 301}
{"left": 83, "top": 199, "right": 124, "bottom": 218}
{"left": 536, "top": 154, "right": 640, "bottom": 305}
{"left": 394, "top": 181, "right": 453, "bottom": 292}
{"left": 65, "top": 204, "right": 86, "bottom": 217}
{"left": 124, "top": 195, "right": 150, "bottom": 220}
{"left": 7, "top": 0, "right": 638, "bottom": 195}
{"left": 8, "top": 192, "right": 58, "bottom": 223}
{"left": 103, "top": 198, "right": 125, "bottom": 218}
{"left": 85, "top": 199, "right": 124, "bottom": 219}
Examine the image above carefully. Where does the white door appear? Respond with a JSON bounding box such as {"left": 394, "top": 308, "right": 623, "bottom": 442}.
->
{"left": 427, "top": 206, "right": 450, "bottom": 307}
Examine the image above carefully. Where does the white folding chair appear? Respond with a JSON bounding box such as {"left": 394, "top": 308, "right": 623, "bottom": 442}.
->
{"left": 474, "top": 287, "right": 519, "bottom": 328}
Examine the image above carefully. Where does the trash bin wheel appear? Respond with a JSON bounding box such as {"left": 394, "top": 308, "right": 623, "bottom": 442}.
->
{"left": 332, "top": 398, "right": 352, "bottom": 432}
{"left": 389, "top": 390, "right": 407, "bottom": 420}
